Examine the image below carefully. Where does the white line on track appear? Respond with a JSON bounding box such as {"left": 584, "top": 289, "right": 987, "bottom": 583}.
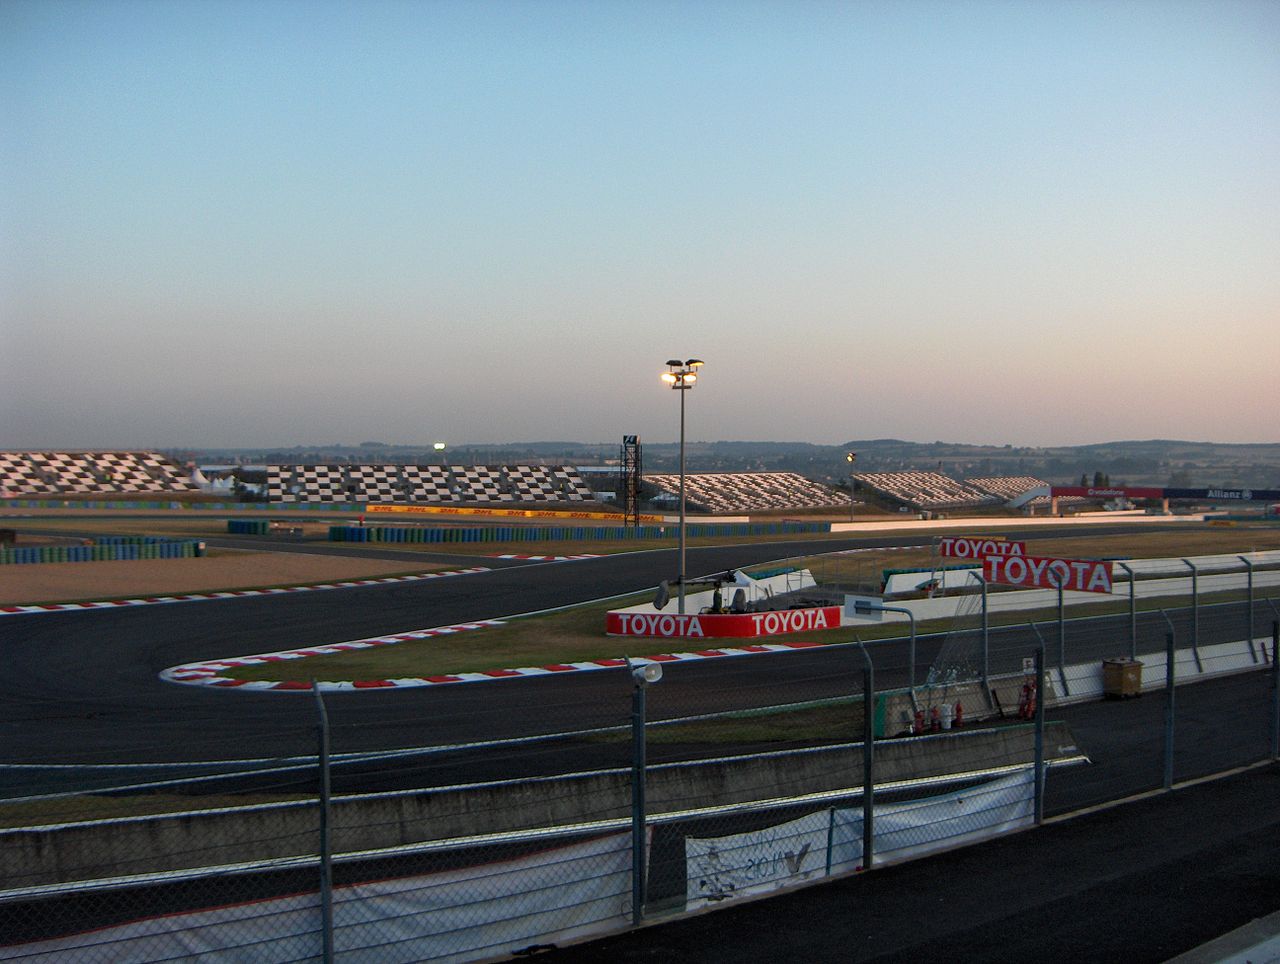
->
{"left": 0, "top": 566, "right": 492, "bottom": 616}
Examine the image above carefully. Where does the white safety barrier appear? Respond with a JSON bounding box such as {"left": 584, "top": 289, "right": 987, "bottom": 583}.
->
{"left": 686, "top": 769, "right": 1034, "bottom": 910}
{"left": 4, "top": 832, "right": 634, "bottom": 963}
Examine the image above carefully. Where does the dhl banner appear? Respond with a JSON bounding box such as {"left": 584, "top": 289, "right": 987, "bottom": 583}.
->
{"left": 367, "top": 504, "right": 665, "bottom": 523}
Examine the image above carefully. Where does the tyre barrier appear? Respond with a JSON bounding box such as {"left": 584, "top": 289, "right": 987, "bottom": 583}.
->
{"left": 328, "top": 521, "right": 831, "bottom": 544}
{"left": 0, "top": 540, "right": 203, "bottom": 565}
{"left": 227, "top": 519, "right": 271, "bottom": 535}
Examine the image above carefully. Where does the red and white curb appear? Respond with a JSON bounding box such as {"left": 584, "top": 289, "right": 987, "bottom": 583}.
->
{"left": 0, "top": 567, "right": 492, "bottom": 617}
{"left": 162, "top": 636, "right": 825, "bottom": 692}
{"left": 489, "top": 554, "right": 602, "bottom": 562}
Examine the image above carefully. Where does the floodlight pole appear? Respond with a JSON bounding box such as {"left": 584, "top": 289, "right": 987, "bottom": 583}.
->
{"left": 846, "top": 452, "right": 857, "bottom": 522}
{"left": 662, "top": 360, "right": 703, "bottom": 615}
{"left": 678, "top": 379, "right": 687, "bottom": 614}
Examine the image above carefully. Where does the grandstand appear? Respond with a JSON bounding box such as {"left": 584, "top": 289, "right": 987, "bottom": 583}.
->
{"left": 643, "top": 472, "right": 846, "bottom": 514}
{"left": 266, "top": 464, "right": 598, "bottom": 504}
{"left": 853, "top": 471, "right": 1001, "bottom": 511}
{"left": 0, "top": 452, "right": 196, "bottom": 496}
{"left": 968, "top": 476, "right": 1087, "bottom": 509}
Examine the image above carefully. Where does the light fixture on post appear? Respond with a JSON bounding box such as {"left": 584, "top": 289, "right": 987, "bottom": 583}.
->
{"left": 845, "top": 451, "right": 857, "bottom": 521}
{"left": 661, "top": 359, "right": 704, "bottom": 614}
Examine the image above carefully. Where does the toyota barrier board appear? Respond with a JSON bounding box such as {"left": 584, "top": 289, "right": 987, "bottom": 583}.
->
{"left": 983, "top": 555, "right": 1114, "bottom": 594}
{"left": 606, "top": 606, "right": 842, "bottom": 638}
{"left": 938, "top": 536, "right": 1026, "bottom": 559}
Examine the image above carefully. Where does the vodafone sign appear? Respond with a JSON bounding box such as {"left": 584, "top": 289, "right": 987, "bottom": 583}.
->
{"left": 606, "top": 607, "right": 841, "bottom": 639}
{"left": 983, "top": 555, "right": 1114, "bottom": 594}
{"left": 938, "top": 537, "right": 1025, "bottom": 559}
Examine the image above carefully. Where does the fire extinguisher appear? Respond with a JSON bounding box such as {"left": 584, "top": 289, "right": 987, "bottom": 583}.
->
{"left": 953, "top": 702, "right": 964, "bottom": 728}
{"left": 913, "top": 709, "right": 925, "bottom": 734}
{"left": 1018, "top": 680, "right": 1037, "bottom": 719}
{"left": 929, "top": 705, "right": 941, "bottom": 732}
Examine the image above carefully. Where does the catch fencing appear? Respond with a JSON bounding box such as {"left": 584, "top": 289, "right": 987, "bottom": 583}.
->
{"left": 0, "top": 589, "right": 1277, "bottom": 959}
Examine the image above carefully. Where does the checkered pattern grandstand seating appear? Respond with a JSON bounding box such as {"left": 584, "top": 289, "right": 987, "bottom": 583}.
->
{"left": 402, "top": 465, "right": 457, "bottom": 502}
{"left": 506, "top": 466, "right": 561, "bottom": 502}
{"left": 644, "top": 472, "right": 846, "bottom": 513}
{"left": 853, "top": 471, "right": 1001, "bottom": 510}
{"left": 0, "top": 452, "right": 196, "bottom": 495}
{"left": 452, "top": 466, "right": 510, "bottom": 501}
{"left": 265, "top": 465, "right": 597, "bottom": 504}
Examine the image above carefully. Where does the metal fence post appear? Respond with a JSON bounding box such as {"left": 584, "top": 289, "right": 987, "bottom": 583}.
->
{"left": 1159, "top": 612, "right": 1176, "bottom": 791}
{"left": 875, "top": 604, "right": 915, "bottom": 691}
{"left": 980, "top": 574, "right": 989, "bottom": 688}
{"left": 1183, "top": 559, "right": 1203, "bottom": 672}
{"left": 627, "top": 660, "right": 652, "bottom": 927}
{"left": 1240, "top": 556, "right": 1256, "bottom": 661}
{"left": 1271, "top": 621, "right": 1279, "bottom": 762}
{"left": 1056, "top": 579, "right": 1069, "bottom": 697}
{"left": 1119, "top": 562, "right": 1136, "bottom": 660}
{"left": 312, "top": 682, "right": 334, "bottom": 964}
{"left": 858, "top": 643, "right": 874, "bottom": 871}
{"left": 1034, "top": 645, "right": 1045, "bottom": 825}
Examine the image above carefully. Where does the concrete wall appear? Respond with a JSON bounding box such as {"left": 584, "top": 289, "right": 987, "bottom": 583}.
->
{"left": 0, "top": 722, "right": 1077, "bottom": 892}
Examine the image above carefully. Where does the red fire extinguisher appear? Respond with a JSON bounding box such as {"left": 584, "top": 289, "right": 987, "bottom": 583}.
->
{"left": 929, "top": 706, "right": 941, "bottom": 732}
{"left": 913, "top": 709, "right": 925, "bottom": 734}
{"left": 953, "top": 702, "right": 964, "bottom": 728}
{"left": 1018, "top": 680, "right": 1037, "bottom": 720}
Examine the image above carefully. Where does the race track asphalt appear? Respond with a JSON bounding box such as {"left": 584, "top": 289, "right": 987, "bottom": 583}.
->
{"left": 0, "top": 524, "right": 1249, "bottom": 781}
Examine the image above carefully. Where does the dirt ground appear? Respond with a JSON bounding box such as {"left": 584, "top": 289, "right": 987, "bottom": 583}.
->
{"left": 0, "top": 552, "right": 446, "bottom": 605}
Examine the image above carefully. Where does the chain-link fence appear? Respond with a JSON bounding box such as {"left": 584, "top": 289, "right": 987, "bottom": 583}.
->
{"left": 1, "top": 562, "right": 1277, "bottom": 960}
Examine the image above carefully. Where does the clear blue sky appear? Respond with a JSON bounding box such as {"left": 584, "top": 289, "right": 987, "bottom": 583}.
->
{"left": 2, "top": 0, "right": 1277, "bottom": 449}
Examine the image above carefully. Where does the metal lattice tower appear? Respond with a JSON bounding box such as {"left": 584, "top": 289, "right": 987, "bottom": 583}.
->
{"left": 621, "top": 435, "right": 642, "bottom": 527}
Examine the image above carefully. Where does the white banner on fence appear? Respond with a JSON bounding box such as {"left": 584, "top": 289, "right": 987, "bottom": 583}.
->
{"left": 3, "top": 832, "right": 634, "bottom": 964}
{"left": 832, "top": 769, "right": 1034, "bottom": 868}
{"left": 687, "top": 810, "right": 831, "bottom": 908}
{"left": 685, "top": 769, "right": 1035, "bottom": 911}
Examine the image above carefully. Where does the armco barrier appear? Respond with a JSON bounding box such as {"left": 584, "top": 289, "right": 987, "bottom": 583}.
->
{"left": 0, "top": 541, "right": 201, "bottom": 565}
{"left": 328, "top": 521, "right": 831, "bottom": 544}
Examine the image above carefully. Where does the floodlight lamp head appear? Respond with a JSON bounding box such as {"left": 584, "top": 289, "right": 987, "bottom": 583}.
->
{"left": 686, "top": 359, "right": 704, "bottom": 368}
{"left": 660, "top": 372, "right": 677, "bottom": 385}
{"left": 846, "top": 452, "right": 856, "bottom": 463}
{"left": 666, "top": 359, "right": 683, "bottom": 367}
{"left": 632, "top": 663, "right": 663, "bottom": 686}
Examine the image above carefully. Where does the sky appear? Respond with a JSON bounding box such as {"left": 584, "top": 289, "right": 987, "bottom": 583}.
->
{"left": 2, "top": 0, "right": 1277, "bottom": 450}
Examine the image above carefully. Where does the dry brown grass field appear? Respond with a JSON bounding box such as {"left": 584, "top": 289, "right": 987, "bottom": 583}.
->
{"left": 0, "top": 550, "right": 450, "bottom": 606}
